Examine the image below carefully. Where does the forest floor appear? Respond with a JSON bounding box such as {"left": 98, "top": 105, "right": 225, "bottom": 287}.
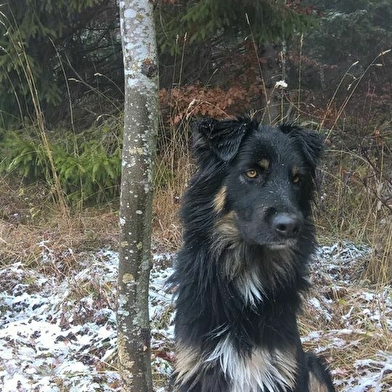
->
{"left": 0, "top": 239, "right": 391, "bottom": 391}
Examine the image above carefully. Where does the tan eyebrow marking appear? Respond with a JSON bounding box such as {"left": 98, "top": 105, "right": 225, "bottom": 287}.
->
{"left": 291, "top": 166, "right": 301, "bottom": 183}
{"left": 291, "top": 166, "right": 299, "bottom": 176}
{"left": 259, "top": 159, "right": 270, "bottom": 171}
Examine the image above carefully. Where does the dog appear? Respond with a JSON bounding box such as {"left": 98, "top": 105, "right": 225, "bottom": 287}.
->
{"left": 169, "top": 116, "right": 335, "bottom": 392}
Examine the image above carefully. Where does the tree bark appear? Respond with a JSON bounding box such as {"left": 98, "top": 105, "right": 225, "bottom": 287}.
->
{"left": 117, "top": 1, "right": 159, "bottom": 391}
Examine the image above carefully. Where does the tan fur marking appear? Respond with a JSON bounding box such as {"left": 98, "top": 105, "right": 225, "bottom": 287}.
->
{"left": 173, "top": 344, "right": 204, "bottom": 386}
{"left": 292, "top": 165, "right": 299, "bottom": 175}
{"left": 215, "top": 211, "right": 240, "bottom": 243}
{"left": 308, "top": 371, "right": 330, "bottom": 392}
{"left": 259, "top": 158, "right": 270, "bottom": 170}
{"left": 214, "top": 186, "right": 227, "bottom": 213}
{"left": 291, "top": 166, "right": 301, "bottom": 183}
{"left": 213, "top": 209, "right": 300, "bottom": 300}
{"left": 212, "top": 211, "right": 243, "bottom": 279}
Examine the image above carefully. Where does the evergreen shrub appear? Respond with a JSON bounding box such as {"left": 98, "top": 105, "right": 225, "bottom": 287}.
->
{"left": 0, "top": 120, "right": 122, "bottom": 204}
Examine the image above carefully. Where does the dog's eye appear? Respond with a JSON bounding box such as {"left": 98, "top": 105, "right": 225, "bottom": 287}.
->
{"left": 245, "top": 169, "right": 258, "bottom": 179}
{"left": 292, "top": 174, "right": 301, "bottom": 184}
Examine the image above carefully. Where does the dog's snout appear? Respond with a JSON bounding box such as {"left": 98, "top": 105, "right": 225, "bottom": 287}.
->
{"left": 272, "top": 213, "right": 302, "bottom": 239}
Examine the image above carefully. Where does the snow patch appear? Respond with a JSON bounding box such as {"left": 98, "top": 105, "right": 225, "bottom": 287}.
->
{"left": 0, "top": 243, "right": 390, "bottom": 390}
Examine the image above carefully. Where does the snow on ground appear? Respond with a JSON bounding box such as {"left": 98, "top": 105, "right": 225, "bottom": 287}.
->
{"left": 305, "top": 243, "right": 392, "bottom": 391}
{"left": 0, "top": 249, "right": 121, "bottom": 391}
{"left": 0, "top": 243, "right": 391, "bottom": 391}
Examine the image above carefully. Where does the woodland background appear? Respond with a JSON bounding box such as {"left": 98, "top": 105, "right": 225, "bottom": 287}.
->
{"left": 1, "top": 0, "right": 391, "bottom": 276}
{"left": 0, "top": 2, "right": 392, "bottom": 388}
{"left": 0, "top": 0, "right": 391, "bottom": 288}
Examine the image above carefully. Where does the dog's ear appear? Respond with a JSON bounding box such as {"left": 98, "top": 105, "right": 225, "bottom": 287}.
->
{"left": 280, "top": 124, "right": 324, "bottom": 168}
{"left": 192, "top": 117, "right": 253, "bottom": 162}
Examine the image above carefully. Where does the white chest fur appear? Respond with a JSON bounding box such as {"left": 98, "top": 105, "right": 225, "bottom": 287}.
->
{"left": 206, "top": 335, "right": 298, "bottom": 392}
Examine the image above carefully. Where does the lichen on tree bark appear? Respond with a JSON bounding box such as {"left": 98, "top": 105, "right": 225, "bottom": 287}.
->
{"left": 117, "top": 1, "right": 158, "bottom": 391}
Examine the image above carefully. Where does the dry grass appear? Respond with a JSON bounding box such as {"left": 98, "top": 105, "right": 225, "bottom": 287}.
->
{"left": 0, "top": 176, "right": 119, "bottom": 270}
{"left": 365, "top": 218, "right": 392, "bottom": 284}
{"left": 152, "top": 155, "right": 193, "bottom": 251}
{"left": 1, "top": 113, "right": 391, "bottom": 391}
{"left": 298, "top": 244, "right": 392, "bottom": 389}
{"left": 153, "top": 186, "right": 183, "bottom": 251}
{"left": 152, "top": 119, "right": 193, "bottom": 251}
{"left": 310, "top": 123, "right": 392, "bottom": 283}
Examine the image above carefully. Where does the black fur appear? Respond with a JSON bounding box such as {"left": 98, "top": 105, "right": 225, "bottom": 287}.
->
{"left": 170, "top": 117, "right": 335, "bottom": 392}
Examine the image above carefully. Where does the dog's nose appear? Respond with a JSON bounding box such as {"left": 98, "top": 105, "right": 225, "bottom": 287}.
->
{"left": 272, "top": 213, "right": 302, "bottom": 239}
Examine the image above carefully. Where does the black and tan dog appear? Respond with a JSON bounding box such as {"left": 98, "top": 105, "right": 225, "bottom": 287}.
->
{"left": 169, "top": 117, "right": 335, "bottom": 392}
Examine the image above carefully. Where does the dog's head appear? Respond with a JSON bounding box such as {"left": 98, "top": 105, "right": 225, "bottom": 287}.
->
{"left": 191, "top": 116, "right": 324, "bottom": 249}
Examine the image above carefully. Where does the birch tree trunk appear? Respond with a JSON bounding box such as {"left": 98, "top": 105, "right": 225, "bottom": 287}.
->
{"left": 117, "top": 1, "right": 158, "bottom": 391}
